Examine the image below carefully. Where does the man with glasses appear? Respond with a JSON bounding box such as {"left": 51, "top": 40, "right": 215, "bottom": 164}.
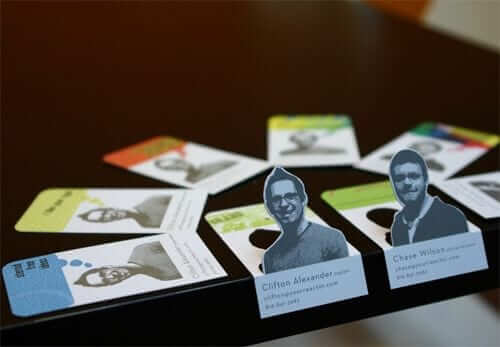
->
{"left": 78, "top": 195, "right": 172, "bottom": 228}
{"left": 262, "top": 167, "right": 348, "bottom": 273}
{"left": 73, "top": 241, "right": 181, "bottom": 287}
{"left": 389, "top": 149, "right": 468, "bottom": 246}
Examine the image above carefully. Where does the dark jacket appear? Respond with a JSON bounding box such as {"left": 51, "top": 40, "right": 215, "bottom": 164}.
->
{"left": 391, "top": 197, "right": 468, "bottom": 246}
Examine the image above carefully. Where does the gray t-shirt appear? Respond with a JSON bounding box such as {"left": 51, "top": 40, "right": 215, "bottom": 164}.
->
{"left": 128, "top": 241, "right": 182, "bottom": 280}
{"left": 263, "top": 222, "right": 348, "bottom": 273}
{"left": 133, "top": 195, "right": 171, "bottom": 228}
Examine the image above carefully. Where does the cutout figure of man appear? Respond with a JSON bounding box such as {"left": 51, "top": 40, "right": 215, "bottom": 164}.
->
{"left": 389, "top": 149, "right": 468, "bottom": 246}
{"left": 78, "top": 195, "right": 171, "bottom": 228}
{"left": 280, "top": 131, "right": 345, "bottom": 155}
{"left": 262, "top": 167, "right": 348, "bottom": 273}
{"left": 74, "top": 241, "right": 181, "bottom": 287}
{"left": 154, "top": 158, "right": 237, "bottom": 183}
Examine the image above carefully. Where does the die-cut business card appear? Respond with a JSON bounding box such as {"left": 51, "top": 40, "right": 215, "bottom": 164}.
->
{"left": 355, "top": 122, "right": 499, "bottom": 182}
{"left": 15, "top": 188, "right": 207, "bottom": 234}
{"left": 2, "top": 232, "right": 226, "bottom": 317}
{"left": 323, "top": 150, "right": 488, "bottom": 289}
{"left": 437, "top": 171, "right": 500, "bottom": 219}
{"left": 104, "top": 136, "right": 271, "bottom": 195}
{"left": 267, "top": 115, "right": 360, "bottom": 167}
{"left": 206, "top": 168, "right": 368, "bottom": 319}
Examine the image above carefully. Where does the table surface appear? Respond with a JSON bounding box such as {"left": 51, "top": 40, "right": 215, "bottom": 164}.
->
{"left": 1, "top": 1, "right": 499, "bottom": 345}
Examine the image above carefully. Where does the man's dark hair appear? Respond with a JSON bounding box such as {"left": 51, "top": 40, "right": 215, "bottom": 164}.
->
{"left": 74, "top": 267, "right": 110, "bottom": 287}
{"left": 264, "top": 167, "right": 307, "bottom": 204}
{"left": 389, "top": 149, "right": 429, "bottom": 182}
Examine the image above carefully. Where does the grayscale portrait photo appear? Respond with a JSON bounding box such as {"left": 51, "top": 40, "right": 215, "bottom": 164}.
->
{"left": 381, "top": 141, "right": 445, "bottom": 172}
{"left": 154, "top": 157, "right": 237, "bottom": 183}
{"left": 74, "top": 241, "right": 182, "bottom": 287}
{"left": 262, "top": 167, "right": 348, "bottom": 273}
{"left": 280, "top": 131, "right": 345, "bottom": 156}
{"left": 78, "top": 195, "right": 171, "bottom": 228}
{"left": 470, "top": 180, "right": 500, "bottom": 202}
{"left": 389, "top": 149, "right": 468, "bottom": 246}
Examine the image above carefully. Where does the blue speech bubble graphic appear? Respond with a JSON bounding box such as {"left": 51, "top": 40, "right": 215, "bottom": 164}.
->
{"left": 2, "top": 254, "right": 75, "bottom": 317}
{"left": 70, "top": 259, "right": 83, "bottom": 266}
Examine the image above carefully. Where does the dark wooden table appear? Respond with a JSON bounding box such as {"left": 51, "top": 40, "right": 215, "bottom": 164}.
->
{"left": 1, "top": 1, "right": 499, "bottom": 345}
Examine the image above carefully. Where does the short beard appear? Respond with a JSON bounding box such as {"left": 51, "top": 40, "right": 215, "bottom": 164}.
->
{"left": 401, "top": 191, "right": 426, "bottom": 220}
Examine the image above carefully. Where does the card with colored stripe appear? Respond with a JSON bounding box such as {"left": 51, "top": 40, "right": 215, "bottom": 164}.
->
{"left": 2, "top": 232, "right": 226, "bottom": 317}
{"left": 104, "top": 136, "right": 271, "bottom": 195}
{"left": 205, "top": 204, "right": 368, "bottom": 318}
{"left": 355, "top": 123, "right": 499, "bottom": 182}
{"left": 267, "top": 115, "right": 360, "bottom": 167}
{"left": 15, "top": 189, "right": 207, "bottom": 234}
{"left": 205, "top": 204, "right": 361, "bottom": 276}
{"left": 321, "top": 181, "right": 481, "bottom": 250}
{"left": 322, "top": 182, "right": 488, "bottom": 290}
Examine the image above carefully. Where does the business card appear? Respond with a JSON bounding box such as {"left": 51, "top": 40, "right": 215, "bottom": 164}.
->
{"left": 322, "top": 180, "right": 488, "bottom": 289}
{"left": 104, "top": 136, "right": 271, "bottom": 195}
{"left": 16, "top": 188, "right": 207, "bottom": 234}
{"left": 355, "top": 123, "right": 499, "bottom": 182}
{"left": 436, "top": 171, "right": 500, "bottom": 219}
{"left": 2, "top": 233, "right": 226, "bottom": 317}
{"left": 267, "top": 115, "right": 360, "bottom": 167}
{"left": 206, "top": 203, "right": 368, "bottom": 318}
{"left": 384, "top": 232, "right": 487, "bottom": 289}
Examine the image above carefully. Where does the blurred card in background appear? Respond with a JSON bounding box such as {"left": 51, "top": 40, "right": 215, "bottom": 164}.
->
{"left": 267, "top": 115, "right": 360, "bottom": 167}
{"left": 104, "top": 136, "right": 270, "bottom": 195}
{"left": 355, "top": 123, "right": 499, "bottom": 182}
{"left": 16, "top": 188, "right": 207, "bottom": 234}
{"left": 436, "top": 171, "right": 500, "bottom": 219}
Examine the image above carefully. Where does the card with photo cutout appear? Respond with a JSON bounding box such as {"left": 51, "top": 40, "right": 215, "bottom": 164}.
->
{"left": 205, "top": 203, "right": 360, "bottom": 276}
{"left": 321, "top": 181, "right": 481, "bottom": 250}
